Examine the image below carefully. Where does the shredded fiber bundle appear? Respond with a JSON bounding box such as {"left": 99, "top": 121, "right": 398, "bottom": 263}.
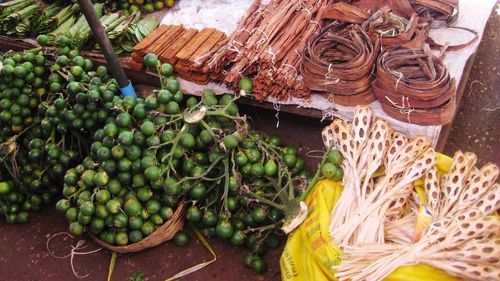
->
{"left": 204, "top": 0, "right": 329, "bottom": 100}
{"left": 321, "top": 106, "right": 500, "bottom": 281}
{"left": 335, "top": 159, "right": 499, "bottom": 281}
{"left": 322, "top": 106, "right": 435, "bottom": 246}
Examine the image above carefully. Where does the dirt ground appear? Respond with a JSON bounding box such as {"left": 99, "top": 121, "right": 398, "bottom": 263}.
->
{"left": 1, "top": 9, "right": 498, "bottom": 281}
{"left": 443, "top": 10, "right": 500, "bottom": 166}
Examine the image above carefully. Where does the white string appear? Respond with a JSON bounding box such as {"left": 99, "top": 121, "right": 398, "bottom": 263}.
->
{"left": 228, "top": 44, "right": 241, "bottom": 56}
{"left": 232, "top": 40, "right": 244, "bottom": 47}
{"left": 378, "top": 28, "right": 397, "bottom": 37}
{"left": 324, "top": 63, "right": 340, "bottom": 92}
{"left": 46, "top": 232, "right": 74, "bottom": 259}
{"left": 273, "top": 103, "right": 281, "bottom": 128}
{"left": 266, "top": 46, "right": 279, "bottom": 64}
{"left": 283, "top": 64, "right": 298, "bottom": 80}
{"left": 46, "top": 232, "right": 102, "bottom": 279}
{"left": 305, "top": 149, "right": 326, "bottom": 159}
{"left": 194, "top": 52, "right": 212, "bottom": 67}
{"left": 254, "top": 29, "right": 270, "bottom": 46}
{"left": 325, "top": 63, "right": 333, "bottom": 79}
{"left": 401, "top": 108, "right": 414, "bottom": 124}
{"left": 384, "top": 95, "right": 415, "bottom": 123}
{"left": 205, "top": 51, "right": 219, "bottom": 70}
{"left": 384, "top": 96, "right": 406, "bottom": 109}
{"left": 378, "top": 28, "right": 398, "bottom": 47}
{"left": 240, "top": 28, "right": 252, "bottom": 35}
{"left": 309, "top": 20, "right": 319, "bottom": 26}
{"left": 405, "top": 96, "right": 411, "bottom": 108}
{"left": 301, "top": 8, "right": 313, "bottom": 19}
{"left": 389, "top": 70, "right": 404, "bottom": 91}
{"left": 264, "top": 67, "right": 275, "bottom": 79}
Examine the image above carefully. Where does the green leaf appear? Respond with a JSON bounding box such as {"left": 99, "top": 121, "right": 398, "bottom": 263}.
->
{"left": 127, "top": 271, "right": 145, "bottom": 281}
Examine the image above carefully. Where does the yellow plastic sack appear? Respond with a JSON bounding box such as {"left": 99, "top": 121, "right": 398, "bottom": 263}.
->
{"left": 280, "top": 179, "right": 343, "bottom": 281}
{"left": 280, "top": 154, "right": 462, "bottom": 281}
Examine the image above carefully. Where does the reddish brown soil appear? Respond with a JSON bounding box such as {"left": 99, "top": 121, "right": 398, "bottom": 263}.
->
{"left": 443, "top": 12, "right": 500, "bottom": 166}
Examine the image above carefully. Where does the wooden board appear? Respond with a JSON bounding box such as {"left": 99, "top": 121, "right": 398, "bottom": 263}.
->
{"left": 152, "top": 25, "right": 185, "bottom": 56}
{"left": 175, "top": 28, "right": 216, "bottom": 61}
{"left": 159, "top": 28, "right": 198, "bottom": 64}
{"left": 133, "top": 24, "right": 170, "bottom": 54}
{"left": 147, "top": 25, "right": 184, "bottom": 55}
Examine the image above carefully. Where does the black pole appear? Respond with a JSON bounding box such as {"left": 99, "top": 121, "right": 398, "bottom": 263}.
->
{"left": 77, "top": 0, "right": 136, "bottom": 97}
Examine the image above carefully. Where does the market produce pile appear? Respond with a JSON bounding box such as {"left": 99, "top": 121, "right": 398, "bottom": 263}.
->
{"left": 0, "top": 40, "right": 119, "bottom": 223}
{"left": 0, "top": 42, "right": 344, "bottom": 273}
{"left": 320, "top": 106, "right": 500, "bottom": 281}
{"left": 55, "top": 52, "right": 325, "bottom": 273}
{"left": 0, "top": 0, "right": 159, "bottom": 55}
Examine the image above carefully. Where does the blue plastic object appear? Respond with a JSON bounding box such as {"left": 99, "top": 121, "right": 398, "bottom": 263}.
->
{"left": 120, "top": 80, "right": 137, "bottom": 98}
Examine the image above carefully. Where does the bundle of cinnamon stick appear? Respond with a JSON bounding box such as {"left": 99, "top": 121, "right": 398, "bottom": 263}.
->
{"left": 203, "top": 0, "right": 330, "bottom": 101}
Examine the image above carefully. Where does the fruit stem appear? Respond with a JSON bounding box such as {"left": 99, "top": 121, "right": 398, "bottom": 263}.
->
{"left": 175, "top": 156, "right": 224, "bottom": 185}
{"left": 247, "top": 191, "right": 286, "bottom": 211}
{"left": 199, "top": 120, "right": 217, "bottom": 138}
{"left": 246, "top": 222, "right": 280, "bottom": 233}
{"left": 3, "top": 162, "right": 18, "bottom": 184}
{"left": 298, "top": 150, "right": 328, "bottom": 201}
{"left": 163, "top": 125, "right": 188, "bottom": 177}
{"left": 156, "top": 65, "right": 166, "bottom": 88}
{"left": 256, "top": 139, "right": 293, "bottom": 203}
{"left": 265, "top": 173, "right": 290, "bottom": 205}
{"left": 205, "top": 111, "right": 239, "bottom": 120}
{"left": 222, "top": 158, "right": 230, "bottom": 215}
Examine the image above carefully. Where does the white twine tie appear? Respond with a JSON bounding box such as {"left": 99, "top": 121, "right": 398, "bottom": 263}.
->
{"left": 46, "top": 232, "right": 102, "bottom": 279}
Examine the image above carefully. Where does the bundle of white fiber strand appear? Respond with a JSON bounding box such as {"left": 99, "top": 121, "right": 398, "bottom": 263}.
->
{"left": 324, "top": 106, "right": 435, "bottom": 247}
{"left": 333, "top": 147, "right": 500, "bottom": 281}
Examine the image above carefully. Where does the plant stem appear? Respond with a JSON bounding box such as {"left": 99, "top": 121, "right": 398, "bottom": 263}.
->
{"left": 222, "top": 158, "right": 230, "bottom": 215}
{"left": 247, "top": 191, "right": 286, "bottom": 211}
{"left": 246, "top": 222, "right": 281, "bottom": 233}
{"left": 298, "top": 150, "right": 329, "bottom": 201}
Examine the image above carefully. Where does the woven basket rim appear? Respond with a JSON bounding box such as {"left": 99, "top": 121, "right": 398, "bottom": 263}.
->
{"left": 90, "top": 202, "right": 186, "bottom": 253}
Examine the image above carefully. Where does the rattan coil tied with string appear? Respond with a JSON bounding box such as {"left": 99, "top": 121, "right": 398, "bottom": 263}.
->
{"left": 301, "top": 22, "right": 380, "bottom": 106}
{"left": 410, "top": 0, "right": 459, "bottom": 27}
{"left": 372, "top": 45, "right": 456, "bottom": 125}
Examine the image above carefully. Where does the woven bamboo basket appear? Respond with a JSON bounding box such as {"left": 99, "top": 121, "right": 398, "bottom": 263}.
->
{"left": 91, "top": 202, "right": 186, "bottom": 253}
